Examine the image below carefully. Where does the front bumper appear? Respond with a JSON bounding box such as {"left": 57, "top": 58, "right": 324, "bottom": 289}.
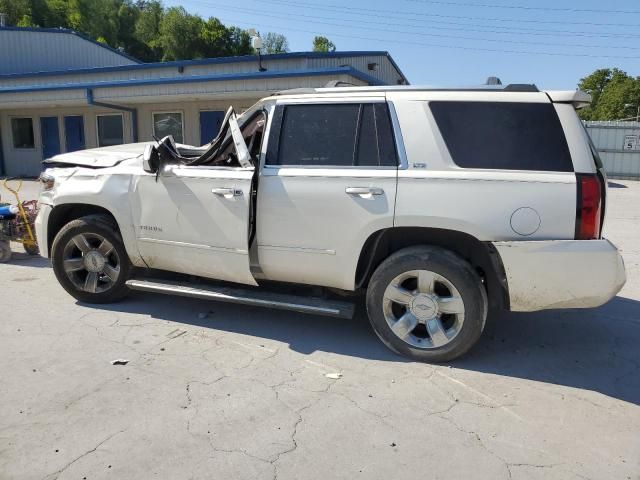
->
{"left": 34, "top": 203, "right": 52, "bottom": 259}
{"left": 493, "top": 239, "right": 626, "bottom": 312}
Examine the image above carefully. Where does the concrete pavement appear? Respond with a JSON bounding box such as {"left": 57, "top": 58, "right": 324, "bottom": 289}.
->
{"left": 0, "top": 180, "right": 638, "bottom": 480}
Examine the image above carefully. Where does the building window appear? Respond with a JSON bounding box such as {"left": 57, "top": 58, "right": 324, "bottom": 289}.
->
{"left": 153, "top": 112, "right": 184, "bottom": 144}
{"left": 97, "top": 114, "right": 124, "bottom": 147}
{"left": 11, "top": 118, "right": 35, "bottom": 149}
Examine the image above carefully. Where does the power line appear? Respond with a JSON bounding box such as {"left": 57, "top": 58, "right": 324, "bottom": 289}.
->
{"left": 254, "top": 0, "right": 640, "bottom": 29}
{"left": 183, "top": 0, "right": 640, "bottom": 39}
{"left": 402, "top": 0, "right": 640, "bottom": 15}
{"left": 212, "top": 14, "right": 640, "bottom": 60}
{"left": 203, "top": 3, "right": 640, "bottom": 50}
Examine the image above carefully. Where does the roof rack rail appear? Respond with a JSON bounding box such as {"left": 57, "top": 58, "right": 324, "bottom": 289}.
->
{"left": 273, "top": 87, "right": 318, "bottom": 96}
{"left": 503, "top": 84, "right": 539, "bottom": 92}
{"left": 273, "top": 83, "right": 541, "bottom": 96}
{"left": 274, "top": 80, "right": 358, "bottom": 95}
{"left": 324, "top": 80, "right": 358, "bottom": 88}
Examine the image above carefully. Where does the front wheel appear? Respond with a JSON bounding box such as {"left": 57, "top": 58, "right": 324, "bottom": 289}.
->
{"left": 51, "top": 215, "right": 131, "bottom": 303}
{"left": 366, "top": 246, "right": 487, "bottom": 363}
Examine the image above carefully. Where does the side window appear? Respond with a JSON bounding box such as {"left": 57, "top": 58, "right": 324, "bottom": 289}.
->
{"left": 374, "top": 104, "right": 397, "bottom": 167}
{"left": 97, "top": 114, "right": 124, "bottom": 147}
{"left": 429, "top": 101, "right": 573, "bottom": 172}
{"left": 267, "top": 103, "right": 398, "bottom": 167}
{"left": 153, "top": 112, "right": 184, "bottom": 144}
{"left": 278, "top": 104, "right": 359, "bottom": 167}
{"left": 11, "top": 118, "right": 34, "bottom": 149}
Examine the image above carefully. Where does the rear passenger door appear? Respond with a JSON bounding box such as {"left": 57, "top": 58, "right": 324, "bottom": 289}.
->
{"left": 256, "top": 98, "right": 400, "bottom": 291}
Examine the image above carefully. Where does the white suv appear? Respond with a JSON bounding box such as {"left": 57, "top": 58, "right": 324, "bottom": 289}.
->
{"left": 35, "top": 84, "right": 626, "bottom": 362}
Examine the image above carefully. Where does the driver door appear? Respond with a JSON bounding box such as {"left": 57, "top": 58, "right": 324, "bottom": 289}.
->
{"left": 131, "top": 114, "right": 256, "bottom": 285}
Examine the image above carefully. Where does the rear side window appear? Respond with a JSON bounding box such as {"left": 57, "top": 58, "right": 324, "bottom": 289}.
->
{"left": 430, "top": 101, "right": 573, "bottom": 172}
{"left": 267, "top": 103, "right": 398, "bottom": 167}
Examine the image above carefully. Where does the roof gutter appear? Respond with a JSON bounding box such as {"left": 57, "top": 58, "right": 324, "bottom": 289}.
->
{"left": 86, "top": 88, "right": 138, "bottom": 142}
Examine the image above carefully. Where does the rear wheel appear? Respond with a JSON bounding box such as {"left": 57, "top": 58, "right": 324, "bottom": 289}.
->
{"left": 366, "top": 246, "right": 487, "bottom": 362}
{"left": 51, "top": 215, "right": 131, "bottom": 303}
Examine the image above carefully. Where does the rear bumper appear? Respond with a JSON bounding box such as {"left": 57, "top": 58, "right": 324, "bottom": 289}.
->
{"left": 493, "top": 239, "right": 626, "bottom": 312}
{"left": 34, "top": 203, "right": 52, "bottom": 259}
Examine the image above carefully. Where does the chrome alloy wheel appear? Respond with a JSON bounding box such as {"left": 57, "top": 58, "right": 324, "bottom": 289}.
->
{"left": 382, "top": 269, "right": 465, "bottom": 349}
{"left": 62, "top": 233, "right": 121, "bottom": 294}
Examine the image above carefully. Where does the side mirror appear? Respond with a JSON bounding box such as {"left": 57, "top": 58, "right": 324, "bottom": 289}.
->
{"left": 142, "top": 144, "right": 157, "bottom": 173}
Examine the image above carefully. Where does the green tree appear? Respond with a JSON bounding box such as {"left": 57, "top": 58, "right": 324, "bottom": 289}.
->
{"left": 66, "top": 0, "right": 120, "bottom": 46}
{"left": 262, "top": 32, "right": 289, "bottom": 54}
{"left": 1, "top": 0, "right": 262, "bottom": 63}
{"left": 312, "top": 35, "right": 335, "bottom": 53}
{"left": 578, "top": 68, "right": 640, "bottom": 121}
{"left": 41, "top": 0, "right": 72, "bottom": 28}
{"left": 16, "top": 14, "right": 37, "bottom": 26}
{"left": 226, "top": 26, "right": 252, "bottom": 56}
{"left": 0, "top": 0, "right": 31, "bottom": 26}
{"left": 134, "top": 0, "right": 164, "bottom": 61}
{"left": 200, "top": 17, "right": 231, "bottom": 58}
{"left": 158, "top": 6, "right": 204, "bottom": 60}
{"left": 116, "top": 1, "right": 139, "bottom": 48}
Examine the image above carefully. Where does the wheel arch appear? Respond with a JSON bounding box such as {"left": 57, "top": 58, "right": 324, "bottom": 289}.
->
{"left": 355, "top": 227, "right": 509, "bottom": 310}
{"left": 47, "top": 204, "right": 122, "bottom": 258}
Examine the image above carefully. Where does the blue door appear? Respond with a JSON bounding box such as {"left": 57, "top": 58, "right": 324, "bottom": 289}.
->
{"left": 40, "top": 117, "right": 61, "bottom": 161}
{"left": 64, "top": 115, "right": 85, "bottom": 152}
{"left": 200, "top": 111, "right": 225, "bottom": 145}
{"left": 0, "top": 125, "right": 4, "bottom": 176}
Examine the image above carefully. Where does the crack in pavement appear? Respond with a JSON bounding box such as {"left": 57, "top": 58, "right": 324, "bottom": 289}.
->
{"left": 435, "top": 413, "right": 515, "bottom": 480}
{"left": 64, "top": 377, "right": 119, "bottom": 411}
{"left": 183, "top": 376, "right": 227, "bottom": 435}
{"left": 42, "top": 429, "right": 126, "bottom": 480}
{"left": 269, "top": 374, "right": 341, "bottom": 480}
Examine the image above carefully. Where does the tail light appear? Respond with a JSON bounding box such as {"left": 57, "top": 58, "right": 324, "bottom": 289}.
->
{"left": 575, "top": 173, "right": 602, "bottom": 240}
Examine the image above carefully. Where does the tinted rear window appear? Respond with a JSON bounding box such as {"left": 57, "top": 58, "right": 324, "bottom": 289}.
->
{"left": 430, "top": 101, "right": 573, "bottom": 172}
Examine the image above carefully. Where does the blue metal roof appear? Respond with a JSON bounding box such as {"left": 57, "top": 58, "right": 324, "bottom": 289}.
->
{"left": 0, "top": 49, "right": 407, "bottom": 84}
{"left": 0, "top": 66, "right": 385, "bottom": 94}
{"left": 0, "top": 26, "right": 142, "bottom": 65}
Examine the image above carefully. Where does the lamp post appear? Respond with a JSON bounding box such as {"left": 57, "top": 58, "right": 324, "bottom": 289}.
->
{"left": 250, "top": 34, "right": 267, "bottom": 72}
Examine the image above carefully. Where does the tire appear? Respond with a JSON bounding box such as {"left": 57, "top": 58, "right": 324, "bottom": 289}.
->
{"left": 366, "top": 246, "right": 487, "bottom": 363}
{"left": 0, "top": 240, "right": 11, "bottom": 263}
{"left": 51, "top": 215, "right": 131, "bottom": 303}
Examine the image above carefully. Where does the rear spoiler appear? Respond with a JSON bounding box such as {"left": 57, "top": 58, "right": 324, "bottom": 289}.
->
{"left": 545, "top": 90, "right": 592, "bottom": 110}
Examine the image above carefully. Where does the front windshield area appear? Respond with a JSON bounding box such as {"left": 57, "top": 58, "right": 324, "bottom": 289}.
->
{"left": 210, "top": 110, "right": 267, "bottom": 167}
{"left": 149, "top": 101, "right": 270, "bottom": 172}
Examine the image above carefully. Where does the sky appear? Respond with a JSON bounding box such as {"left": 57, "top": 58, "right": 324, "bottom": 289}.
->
{"left": 168, "top": 0, "right": 640, "bottom": 90}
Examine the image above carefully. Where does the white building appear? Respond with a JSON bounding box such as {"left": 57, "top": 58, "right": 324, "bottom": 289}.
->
{"left": 0, "top": 26, "right": 407, "bottom": 177}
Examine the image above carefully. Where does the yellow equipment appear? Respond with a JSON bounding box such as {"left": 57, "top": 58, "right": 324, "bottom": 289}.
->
{"left": 0, "top": 178, "right": 39, "bottom": 262}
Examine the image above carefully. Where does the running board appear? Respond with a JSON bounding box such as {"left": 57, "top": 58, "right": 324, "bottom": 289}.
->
{"left": 125, "top": 279, "right": 355, "bottom": 319}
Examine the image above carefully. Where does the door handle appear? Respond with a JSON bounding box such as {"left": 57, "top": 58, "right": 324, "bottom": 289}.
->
{"left": 212, "top": 187, "right": 242, "bottom": 198}
{"left": 345, "top": 187, "right": 384, "bottom": 197}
